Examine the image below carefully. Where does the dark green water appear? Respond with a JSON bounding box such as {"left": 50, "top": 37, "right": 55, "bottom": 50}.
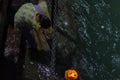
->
{"left": 70, "top": 0, "right": 120, "bottom": 80}
{"left": 56, "top": 0, "right": 120, "bottom": 80}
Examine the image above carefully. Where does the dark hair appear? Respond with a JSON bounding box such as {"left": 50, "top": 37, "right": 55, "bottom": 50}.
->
{"left": 39, "top": 14, "right": 51, "bottom": 29}
{"left": 31, "top": 0, "right": 39, "bottom": 4}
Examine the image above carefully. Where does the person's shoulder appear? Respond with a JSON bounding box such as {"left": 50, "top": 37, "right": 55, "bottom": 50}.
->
{"left": 21, "top": 3, "right": 34, "bottom": 7}
{"left": 38, "top": 1, "right": 47, "bottom": 8}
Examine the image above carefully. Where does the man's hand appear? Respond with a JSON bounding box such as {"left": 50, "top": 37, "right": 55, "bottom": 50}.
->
{"left": 42, "top": 29, "right": 52, "bottom": 49}
{"left": 39, "top": 28, "right": 51, "bottom": 51}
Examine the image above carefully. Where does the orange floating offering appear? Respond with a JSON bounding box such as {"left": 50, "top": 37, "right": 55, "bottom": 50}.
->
{"left": 65, "top": 69, "right": 78, "bottom": 80}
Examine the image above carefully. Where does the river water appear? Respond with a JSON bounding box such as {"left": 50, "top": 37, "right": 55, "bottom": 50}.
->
{"left": 54, "top": 0, "right": 120, "bottom": 80}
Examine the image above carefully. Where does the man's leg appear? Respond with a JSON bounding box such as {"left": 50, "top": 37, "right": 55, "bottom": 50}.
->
{"left": 19, "top": 27, "right": 37, "bottom": 48}
{"left": 19, "top": 27, "right": 51, "bottom": 65}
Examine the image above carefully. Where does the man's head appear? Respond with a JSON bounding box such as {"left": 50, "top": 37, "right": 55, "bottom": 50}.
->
{"left": 36, "top": 14, "right": 51, "bottom": 29}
